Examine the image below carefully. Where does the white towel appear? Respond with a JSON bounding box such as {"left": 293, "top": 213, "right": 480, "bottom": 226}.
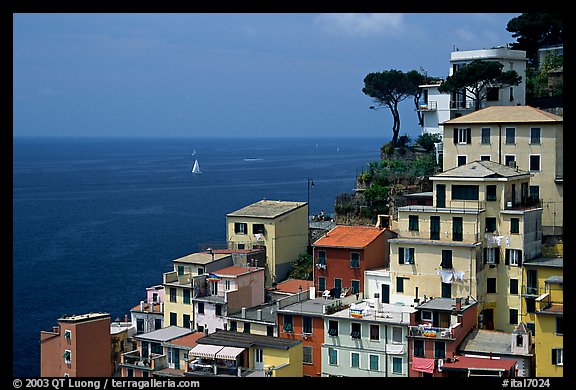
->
{"left": 437, "top": 269, "right": 454, "bottom": 284}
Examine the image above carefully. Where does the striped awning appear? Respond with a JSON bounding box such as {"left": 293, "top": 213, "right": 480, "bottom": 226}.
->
{"left": 188, "top": 344, "right": 224, "bottom": 359}
{"left": 215, "top": 346, "right": 244, "bottom": 361}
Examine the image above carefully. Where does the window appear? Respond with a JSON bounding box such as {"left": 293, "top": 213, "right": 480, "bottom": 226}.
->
{"left": 328, "top": 320, "right": 338, "bottom": 336}
{"left": 392, "top": 357, "right": 403, "bottom": 374}
{"left": 334, "top": 278, "right": 342, "bottom": 291}
{"left": 151, "top": 342, "right": 163, "bottom": 354}
{"left": 197, "top": 325, "right": 204, "bottom": 333}
{"left": 529, "top": 185, "right": 539, "bottom": 200}
{"left": 452, "top": 217, "right": 463, "bottom": 241}
{"left": 351, "top": 280, "right": 360, "bottom": 294}
{"left": 177, "top": 265, "right": 185, "bottom": 276}
{"left": 441, "top": 282, "right": 451, "bottom": 298}
{"left": 142, "top": 371, "right": 149, "bottom": 378}
{"left": 480, "top": 155, "right": 491, "bottom": 161}
{"left": 169, "top": 288, "right": 177, "bottom": 303}
{"left": 283, "top": 315, "right": 293, "bottom": 333}
{"left": 408, "top": 215, "right": 419, "bottom": 231}
{"left": 317, "top": 251, "right": 326, "bottom": 267}
{"left": 505, "top": 249, "right": 522, "bottom": 266}
{"left": 183, "top": 289, "right": 190, "bottom": 304}
{"left": 441, "top": 250, "right": 453, "bottom": 269}
{"left": 485, "top": 247, "right": 500, "bottom": 264}
{"left": 457, "top": 155, "right": 467, "bottom": 166}
{"left": 510, "top": 218, "right": 520, "bottom": 234}
{"left": 452, "top": 185, "right": 479, "bottom": 200}
{"left": 243, "top": 322, "right": 251, "bottom": 333}
{"left": 154, "top": 319, "right": 162, "bottom": 330}
{"left": 510, "top": 279, "right": 519, "bottom": 295}
{"left": 392, "top": 327, "right": 403, "bottom": 343}
{"left": 430, "top": 216, "right": 440, "bottom": 240}
{"left": 328, "top": 348, "right": 338, "bottom": 365}
{"left": 351, "top": 352, "right": 360, "bottom": 368}
{"left": 556, "top": 317, "right": 563, "bottom": 335}
{"left": 234, "top": 222, "right": 247, "bottom": 234}
{"left": 170, "top": 312, "right": 177, "bottom": 326}
{"left": 436, "top": 184, "right": 446, "bottom": 208}
{"left": 351, "top": 323, "right": 361, "bottom": 339}
{"left": 481, "top": 128, "right": 491, "bottom": 144}
{"left": 183, "top": 314, "right": 190, "bottom": 329}
{"left": 398, "top": 247, "right": 415, "bottom": 264}
{"left": 303, "top": 346, "right": 313, "bottom": 364}
{"left": 267, "top": 326, "right": 274, "bottom": 337}
{"left": 526, "top": 322, "right": 536, "bottom": 336}
{"left": 225, "top": 280, "right": 231, "bottom": 291}
{"left": 303, "top": 316, "right": 313, "bottom": 334}
{"left": 505, "top": 155, "right": 516, "bottom": 167}
{"left": 126, "top": 368, "right": 134, "bottom": 377}
{"left": 252, "top": 223, "right": 265, "bottom": 234}
{"left": 509, "top": 309, "right": 518, "bottom": 325}
{"left": 525, "top": 298, "right": 535, "bottom": 314}
{"left": 318, "top": 276, "right": 325, "bottom": 292}
{"left": 485, "top": 217, "right": 497, "bottom": 233}
{"left": 210, "top": 280, "right": 218, "bottom": 295}
{"left": 413, "top": 339, "right": 424, "bottom": 357}
{"left": 505, "top": 128, "right": 516, "bottom": 144}
{"left": 530, "top": 128, "right": 541, "bottom": 144}
{"left": 552, "top": 349, "right": 563, "bottom": 365}
{"left": 370, "top": 324, "right": 380, "bottom": 341}
{"left": 197, "top": 302, "right": 204, "bottom": 314}
{"left": 229, "top": 321, "right": 237, "bottom": 331}
{"left": 487, "top": 278, "right": 497, "bottom": 294}
{"left": 486, "top": 87, "right": 499, "bottom": 101}
{"left": 63, "top": 350, "right": 71, "bottom": 364}
{"left": 529, "top": 155, "right": 541, "bottom": 171}
{"left": 421, "top": 310, "right": 432, "bottom": 322}
{"left": 396, "top": 277, "right": 405, "bottom": 293}
{"left": 486, "top": 185, "right": 497, "bottom": 201}
{"left": 516, "top": 334, "right": 524, "bottom": 347}
{"left": 350, "top": 252, "right": 360, "bottom": 268}
{"left": 215, "top": 304, "right": 222, "bottom": 316}
{"left": 142, "top": 341, "right": 149, "bottom": 357}
{"left": 434, "top": 341, "right": 446, "bottom": 359}
{"left": 197, "top": 267, "right": 204, "bottom": 275}
{"left": 453, "top": 128, "right": 471, "bottom": 144}
{"left": 509, "top": 87, "right": 515, "bottom": 101}
{"left": 369, "top": 355, "right": 379, "bottom": 371}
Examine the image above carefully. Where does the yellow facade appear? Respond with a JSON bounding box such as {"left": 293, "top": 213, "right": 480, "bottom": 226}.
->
{"left": 442, "top": 106, "right": 563, "bottom": 236}
{"left": 226, "top": 200, "right": 308, "bottom": 285}
{"left": 521, "top": 258, "right": 563, "bottom": 377}
{"left": 162, "top": 271, "right": 194, "bottom": 328}
{"left": 262, "top": 343, "right": 303, "bottom": 377}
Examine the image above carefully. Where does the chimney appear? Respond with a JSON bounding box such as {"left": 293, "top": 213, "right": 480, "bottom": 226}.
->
{"left": 140, "top": 301, "right": 145, "bottom": 311}
{"left": 455, "top": 297, "right": 462, "bottom": 311}
{"left": 241, "top": 307, "right": 246, "bottom": 318}
{"left": 124, "top": 314, "right": 128, "bottom": 322}
{"left": 257, "top": 309, "right": 262, "bottom": 321}
{"left": 414, "top": 286, "right": 420, "bottom": 304}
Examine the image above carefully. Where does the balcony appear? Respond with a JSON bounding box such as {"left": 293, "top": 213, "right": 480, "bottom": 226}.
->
{"left": 450, "top": 100, "right": 475, "bottom": 110}
{"left": 120, "top": 351, "right": 167, "bottom": 371}
{"left": 418, "top": 101, "right": 437, "bottom": 111}
{"left": 408, "top": 322, "right": 462, "bottom": 340}
{"left": 503, "top": 198, "right": 542, "bottom": 211}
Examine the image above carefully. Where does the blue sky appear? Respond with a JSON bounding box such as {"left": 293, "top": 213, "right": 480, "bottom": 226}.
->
{"left": 13, "top": 13, "right": 522, "bottom": 139}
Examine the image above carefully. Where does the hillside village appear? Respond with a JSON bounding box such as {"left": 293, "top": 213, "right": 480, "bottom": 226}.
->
{"left": 39, "top": 43, "right": 563, "bottom": 379}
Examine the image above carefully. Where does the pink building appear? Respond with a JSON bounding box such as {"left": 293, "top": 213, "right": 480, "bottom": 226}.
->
{"left": 40, "top": 312, "right": 112, "bottom": 377}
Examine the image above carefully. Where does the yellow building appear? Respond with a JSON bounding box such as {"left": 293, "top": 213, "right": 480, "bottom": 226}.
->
{"left": 442, "top": 105, "right": 563, "bottom": 237}
{"left": 226, "top": 200, "right": 308, "bottom": 286}
{"left": 521, "top": 257, "right": 563, "bottom": 377}
{"left": 389, "top": 160, "right": 542, "bottom": 332}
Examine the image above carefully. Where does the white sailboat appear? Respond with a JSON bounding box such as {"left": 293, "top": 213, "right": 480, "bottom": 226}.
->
{"left": 192, "top": 159, "right": 201, "bottom": 174}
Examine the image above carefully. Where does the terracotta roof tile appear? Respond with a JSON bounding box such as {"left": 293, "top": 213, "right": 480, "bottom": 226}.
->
{"left": 214, "top": 265, "right": 262, "bottom": 276}
{"left": 313, "top": 225, "right": 385, "bottom": 248}
{"left": 275, "top": 279, "right": 314, "bottom": 294}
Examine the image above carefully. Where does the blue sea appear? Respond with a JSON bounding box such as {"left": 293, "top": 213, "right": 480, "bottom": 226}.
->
{"left": 12, "top": 136, "right": 383, "bottom": 377}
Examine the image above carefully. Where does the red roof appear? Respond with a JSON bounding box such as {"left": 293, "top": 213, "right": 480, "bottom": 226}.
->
{"left": 275, "top": 279, "right": 314, "bottom": 294}
{"left": 215, "top": 265, "right": 262, "bottom": 276}
{"left": 313, "top": 225, "right": 385, "bottom": 248}
{"left": 167, "top": 332, "right": 204, "bottom": 349}
{"left": 130, "top": 302, "right": 162, "bottom": 313}
{"left": 442, "top": 355, "right": 517, "bottom": 371}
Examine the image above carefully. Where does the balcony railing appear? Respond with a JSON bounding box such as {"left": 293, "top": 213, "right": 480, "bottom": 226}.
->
{"left": 450, "top": 100, "right": 475, "bottom": 109}
{"left": 503, "top": 198, "right": 542, "bottom": 211}
{"left": 408, "top": 322, "right": 462, "bottom": 340}
{"left": 120, "top": 351, "right": 167, "bottom": 371}
{"left": 418, "top": 101, "right": 437, "bottom": 111}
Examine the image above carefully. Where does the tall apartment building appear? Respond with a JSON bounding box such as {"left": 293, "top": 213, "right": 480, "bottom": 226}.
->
{"left": 40, "top": 312, "right": 112, "bottom": 377}
{"left": 226, "top": 200, "right": 308, "bottom": 285}
{"left": 442, "top": 105, "right": 563, "bottom": 237}
{"left": 388, "top": 160, "right": 542, "bottom": 332}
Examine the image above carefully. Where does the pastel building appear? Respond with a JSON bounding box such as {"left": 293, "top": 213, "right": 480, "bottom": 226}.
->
{"left": 40, "top": 312, "right": 112, "bottom": 377}
{"left": 441, "top": 105, "right": 563, "bottom": 237}
{"left": 313, "top": 225, "right": 394, "bottom": 298}
{"left": 389, "top": 160, "right": 542, "bottom": 332}
{"left": 321, "top": 300, "right": 416, "bottom": 377}
{"left": 131, "top": 285, "right": 165, "bottom": 334}
{"left": 226, "top": 200, "right": 309, "bottom": 285}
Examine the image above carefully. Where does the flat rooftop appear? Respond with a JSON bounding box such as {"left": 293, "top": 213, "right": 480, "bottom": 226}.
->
{"left": 173, "top": 252, "right": 232, "bottom": 265}
{"left": 58, "top": 312, "right": 110, "bottom": 323}
{"left": 135, "top": 326, "right": 193, "bottom": 342}
{"left": 326, "top": 300, "right": 416, "bottom": 325}
{"left": 227, "top": 199, "right": 306, "bottom": 219}
{"left": 524, "top": 257, "right": 563, "bottom": 268}
{"left": 416, "top": 297, "right": 477, "bottom": 312}
{"left": 197, "top": 329, "right": 301, "bottom": 350}
{"left": 459, "top": 328, "right": 532, "bottom": 356}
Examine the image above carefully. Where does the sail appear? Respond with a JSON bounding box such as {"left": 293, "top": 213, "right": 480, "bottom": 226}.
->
{"left": 192, "top": 159, "right": 201, "bottom": 174}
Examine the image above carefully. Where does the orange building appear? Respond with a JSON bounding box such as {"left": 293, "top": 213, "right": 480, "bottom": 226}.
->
{"left": 313, "top": 225, "right": 393, "bottom": 298}
{"left": 40, "top": 312, "right": 112, "bottom": 377}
